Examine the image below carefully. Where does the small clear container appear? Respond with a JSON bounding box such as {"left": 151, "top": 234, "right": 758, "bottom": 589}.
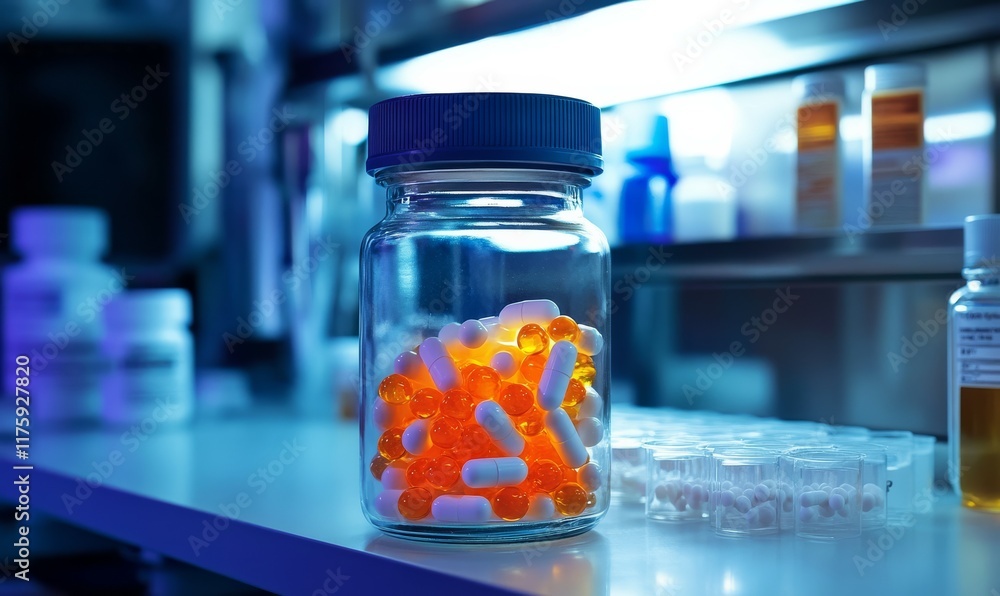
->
{"left": 611, "top": 431, "right": 651, "bottom": 504}
{"left": 778, "top": 444, "right": 836, "bottom": 531}
{"left": 711, "top": 448, "right": 780, "bottom": 536}
{"left": 912, "top": 435, "right": 936, "bottom": 512}
{"left": 643, "top": 440, "right": 709, "bottom": 522}
{"left": 790, "top": 449, "right": 863, "bottom": 540}
{"left": 869, "top": 431, "right": 915, "bottom": 522}
{"left": 837, "top": 444, "right": 888, "bottom": 530}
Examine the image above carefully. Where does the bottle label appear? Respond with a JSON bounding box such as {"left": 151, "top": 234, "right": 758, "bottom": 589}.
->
{"left": 954, "top": 308, "right": 1000, "bottom": 387}
{"left": 796, "top": 101, "right": 840, "bottom": 229}
{"left": 868, "top": 89, "right": 924, "bottom": 226}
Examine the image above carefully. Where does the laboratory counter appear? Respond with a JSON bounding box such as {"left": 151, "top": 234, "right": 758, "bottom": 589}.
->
{"left": 2, "top": 415, "right": 999, "bottom": 595}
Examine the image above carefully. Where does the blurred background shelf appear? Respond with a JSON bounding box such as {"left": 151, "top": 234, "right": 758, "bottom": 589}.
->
{"left": 612, "top": 227, "right": 964, "bottom": 284}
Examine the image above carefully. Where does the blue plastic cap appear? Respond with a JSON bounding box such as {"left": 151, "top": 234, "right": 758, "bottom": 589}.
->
{"left": 366, "top": 93, "right": 603, "bottom": 177}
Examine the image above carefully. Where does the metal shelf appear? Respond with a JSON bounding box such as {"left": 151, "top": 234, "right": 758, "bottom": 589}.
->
{"left": 611, "top": 227, "right": 963, "bottom": 284}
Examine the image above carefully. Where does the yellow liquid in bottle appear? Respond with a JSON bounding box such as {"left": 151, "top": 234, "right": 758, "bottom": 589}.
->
{"left": 960, "top": 386, "right": 1000, "bottom": 510}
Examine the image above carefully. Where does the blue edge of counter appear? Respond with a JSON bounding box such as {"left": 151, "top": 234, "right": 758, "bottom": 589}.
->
{"left": 0, "top": 463, "right": 522, "bottom": 595}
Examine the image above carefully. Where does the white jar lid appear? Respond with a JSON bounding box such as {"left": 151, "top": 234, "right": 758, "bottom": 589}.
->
{"left": 12, "top": 206, "right": 108, "bottom": 258}
{"left": 864, "top": 63, "right": 926, "bottom": 91}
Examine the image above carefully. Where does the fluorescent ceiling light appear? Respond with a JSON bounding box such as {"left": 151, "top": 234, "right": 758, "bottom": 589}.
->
{"left": 378, "top": 0, "right": 862, "bottom": 107}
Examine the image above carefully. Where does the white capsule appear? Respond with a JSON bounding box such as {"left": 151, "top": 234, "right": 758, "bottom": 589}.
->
{"left": 431, "top": 495, "right": 493, "bottom": 523}
{"left": 578, "top": 462, "right": 602, "bottom": 491}
{"left": 828, "top": 492, "right": 846, "bottom": 512}
{"left": 401, "top": 419, "right": 432, "bottom": 455}
{"left": 576, "top": 324, "right": 604, "bottom": 356}
{"left": 537, "top": 341, "right": 578, "bottom": 411}
{"left": 734, "top": 495, "right": 752, "bottom": 514}
{"left": 373, "top": 490, "right": 402, "bottom": 519}
{"left": 393, "top": 350, "right": 424, "bottom": 378}
{"left": 490, "top": 350, "right": 520, "bottom": 379}
{"left": 438, "top": 322, "right": 462, "bottom": 346}
{"left": 475, "top": 401, "right": 524, "bottom": 456}
{"left": 381, "top": 465, "right": 408, "bottom": 490}
{"left": 720, "top": 490, "right": 736, "bottom": 508}
{"left": 691, "top": 483, "right": 706, "bottom": 504}
{"left": 459, "top": 319, "right": 489, "bottom": 349}
{"left": 577, "top": 386, "right": 603, "bottom": 419}
{"left": 372, "top": 399, "right": 404, "bottom": 431}
{"left": 800, "top": 490, "right": 828, "bottom": 507}
{"left": 574, "top": 417, "right": 604, "bottom": 447}
{"left": 862, "top": 492, "right": 876, "bottom": 512}
{"left": 798, "top": 505, "right": 815, "bottom": 522}
{"left": 753, "top": 483, "right": 772, "bottom": 502}
{"left": 480, "top": 316, "right": 517, "bottom": 343}
{"left": 525, "top": 495, "right": 556, "bottom": 520}
{"left": 544, "top": 408, "right": 589, "bottom": 468}
{"left": 756, "top": 503, "right": 776, "bottom": 527}
{"left": 419, "top": 337, "right": 460, "bottom": 392}
{"left": 462, "top": 457, "right": 528, "bottom": 488}
{"left": 499, "top": 299, "right": 560, "bottom": 329}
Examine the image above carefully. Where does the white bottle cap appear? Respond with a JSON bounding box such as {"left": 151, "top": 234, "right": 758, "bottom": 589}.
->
{"left": 792, "top": 72, "right": 844, "bottom": 100}
{"left": 864, "top": 63, "right": 925, "bottom": 92}
{"left": 104, "top": 289, "right": 192, "bottom": 329}
{"left": 964, "top": 215, "right": 1000, "bottom": 270}
{"left": 12, "top": 206, "right": 108, "bottom": 258}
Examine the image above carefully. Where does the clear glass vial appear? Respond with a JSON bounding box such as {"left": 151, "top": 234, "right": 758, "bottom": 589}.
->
{"left": 359, "top": 93, "right": 610, "bottom": 542}
{"left": 949, "top": 215, "right": 1000, "bottom": 511}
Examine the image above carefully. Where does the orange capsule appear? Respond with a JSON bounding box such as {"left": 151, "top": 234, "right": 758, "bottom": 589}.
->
{"left": 430, "top": 416, "right": 463, "bottom": 448}
{"left": 528, "top": 459, "right": 563, "bottom": 492}
{"left": 515, "top": 407, "right": 545, "bottom": 437}
{"left": 519, "top": 353, "right": 547, "bottom": 384}
{"left": 410, "top": 388, "right": 443, "bottom": 419}
{"left": 562, "top": 378, "right": 586, "bottom": 407}
{"left": 377, "top": 427, "right": 406, "bottom": 460}
{"left": 460, "top": 362, "right": 480, "bottom": 384}
{"left": 370, "top": 454, "right": 391, "bottom": 481}
{"left": 398, "top": 487, "right": 433, "bottom": 520}
{"left": 516, "top": 324, "right": 549, "bottom": 355}
{"left": 572, "top": 354, "right": 596, "bottom": 386}
{"left": 466, "top": 365, "right": 501, "bottom": 400}
{"left": 452, "top": 424, "right": 490, "bottom": 461}
{"left": 440, "top": 389, "right": 475, "bottom": 420}
{"left": 379, "top": 373, "right": 413, "bottom": 404}
{"left": 406, "top": 458, "right": 431, "bottom": 487}
{"left": 497, "top": 383, "right": 534, "bottom": 416}
{"left": 553, "top": 483, "right": 588, "bottom": 516}
{"left": 586, "top": 492, "right": 598, "bottom": 508}
{"left": 547, "top": 315, "right": 580, "bottom": 343}
{"left": 492, "top": 486, "right": 530, "bottom": 521}
{"left": 425, "top": 455, "right": 460, "bottom": 490}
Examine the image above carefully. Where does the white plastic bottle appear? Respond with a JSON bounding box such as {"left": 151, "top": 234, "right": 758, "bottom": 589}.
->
{"left": 3, "top": 207, "right": 117, "bottom": 425}
{"left": 102, "top": 289, "right": 194, "bottom": 425}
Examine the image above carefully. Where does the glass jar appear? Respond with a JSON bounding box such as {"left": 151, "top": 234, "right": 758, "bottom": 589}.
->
{"left": 359, "top": 93, "right": 610, "bottom": 542}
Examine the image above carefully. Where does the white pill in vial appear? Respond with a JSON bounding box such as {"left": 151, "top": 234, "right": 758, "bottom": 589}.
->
{"left": 753, "top": 484, "right": 771, "bottom": 502}
{"left": 537, "top": 341, "right": 578, "bottom": 411}
{"left": 373, "top": 399, "right": 401, "bottom": 431}
{"left": 734, "top": 495, "right": 752, "bottom": 514}
{"left": 462, "top": 457, "right": 528, "bottom": 488}
{"left": 393, "top": 350, "right": 423, "bottom": 378}
{"left": 374, "top": 490, "right": 403, "bottom": 519}
{"left": 578, "top": 462, "right": 602, "bottom": 491}
{"left": 475, "top": 401, "right": 525, "bottom": 456}
{"left": 490, "top": 350, "right": 519, "bottom": 379}
{"left": 499, "top": 299, "right": 560, "bottom": 328}
{"left": 576, "top": 324, "right": 604, "bottom": 356}
{"left": 402, "top": 419, "right": 432, "bottom": 455}
{"left": 381, "top": 465, "right": 407, "bottom": 490}
{"left": 419, "top": 337, "right": 461, "bottom": 392}
{"left": 438, "top": 322, "right": 462, "bottom": 345}
{"left": 431, "top": 495, "right": 493, "bottom": 522}
{"left": 459, "top": 319, "right": 488, "bottom": 349}
{"left": 574, "top": 417, "right": 604, "bottom": 447}
{"left": 577, "top": 386, "right": 603, "bottom": 419}
{"left": 800, "top": 490, "right": 828, "bottom": 507}
{"left": 544, "top": 408, "right": 589, "bottom": 468}
{"left": 757, "top": 504, "right": 776, "bottom": 526}
{"left": 525, "top": 495, "right": 556, "bottom": 520}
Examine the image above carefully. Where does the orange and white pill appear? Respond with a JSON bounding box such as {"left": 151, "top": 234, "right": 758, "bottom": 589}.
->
{"left": 544, "top": 408, "right": 589, "bottom": 468}
{"left": 537, "top": 340, "right": 578, "bottom": 411}
{"left": 499, "top": 299, "right": 560, "bottom": 328}
{"left": 475, "top": 400, "right": 525, "bottom": 456}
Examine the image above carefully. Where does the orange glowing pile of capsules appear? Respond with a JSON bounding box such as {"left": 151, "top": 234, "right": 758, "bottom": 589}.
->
{"left": 369, "top": 300, "right": 606, "bottom": 523}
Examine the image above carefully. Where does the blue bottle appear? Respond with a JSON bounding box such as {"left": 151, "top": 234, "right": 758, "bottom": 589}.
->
{"left": 618, "top": 115, "right": 678, "bottom": 243}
